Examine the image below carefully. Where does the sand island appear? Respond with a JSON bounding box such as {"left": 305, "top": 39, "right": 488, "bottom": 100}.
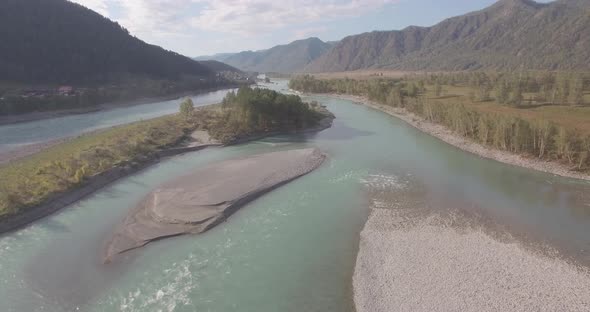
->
{"left": 104, "top": 148, "right": 326, "bottom": 262}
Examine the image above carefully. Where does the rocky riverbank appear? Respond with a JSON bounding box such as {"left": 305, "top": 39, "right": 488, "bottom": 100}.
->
{"left": 354, "top": 205, "right": 590, "bottom": 312}
{"left": 326, "top": 93, "right": 590, "bottom": 181}
{"left": 103, "top": 148, "right": 326, "bottom": 262}
{"left": 353, "top": 172, "right": 590, "bottom": 312}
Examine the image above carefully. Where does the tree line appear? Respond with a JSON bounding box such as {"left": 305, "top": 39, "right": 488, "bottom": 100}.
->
{"left": 290, "top": 74, "right": 590, "bottom": 172}
{"left": 419, "top": 72, "right": 588, "bottom": 107}
{"left": 0, "top": 77, "right": 234, "bottom": 115}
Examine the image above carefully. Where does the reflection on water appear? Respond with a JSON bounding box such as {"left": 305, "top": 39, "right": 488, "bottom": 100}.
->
{"left": 0, "top": 80, "right": 589, "bottom": 311}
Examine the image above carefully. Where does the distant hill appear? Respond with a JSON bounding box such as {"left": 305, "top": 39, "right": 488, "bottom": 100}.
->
{"left": 0, "top": 0, "right": 213, "bottom": 84}
{"left": 199, "top": 60, "right": 243, "bottom": 73}
{"left": 201, "top": 38, "right": 333, "bottom": 73}
{"left": 305, "top": 0, "right": 590, "bottom": 72}
{"left": 193, "top": 53, "right": 237, "bottom": 62}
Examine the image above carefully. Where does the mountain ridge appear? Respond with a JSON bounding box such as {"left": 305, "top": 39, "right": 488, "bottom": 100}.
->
{"left": 197, "top": 38, "right": 334, "bottom": 73}
{"left": 303, "top": 0, "right": 590, "bottom": 72}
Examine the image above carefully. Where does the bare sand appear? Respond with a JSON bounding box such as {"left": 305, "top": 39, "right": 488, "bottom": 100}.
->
{"left": 190, "top": 130, "right": 221, "bottom": 146}
{"left": 104, "top": 148, "right": 326, "bottom": 262}
{"left": 327, "top": 93, "right": 590, "bottom": 181}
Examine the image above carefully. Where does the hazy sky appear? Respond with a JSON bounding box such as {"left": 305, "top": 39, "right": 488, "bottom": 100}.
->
{"left": 70, "top": 0, "right": 553, "bottom": 57}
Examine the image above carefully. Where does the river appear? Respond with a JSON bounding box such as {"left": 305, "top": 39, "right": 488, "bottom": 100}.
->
{"left": 0, "top": 88, "right": 235, "bottom": 154}
{"left": 0, "top": 80, "right": 589, "bottom": 311}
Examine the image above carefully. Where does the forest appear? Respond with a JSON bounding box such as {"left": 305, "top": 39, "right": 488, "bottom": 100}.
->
{"left": 0, "top": 0, "right": 213, "bottom": 84}
{"left": 207, "top": 86, "right": 324, "bottom": 142}
{"left": 0, "top": 76, "right": 235, "bottom": 115}
{"left": 0, "top": 0, "right": 247, "bottom": 116}
{"left": 290, "top": 73, "right": 590, "bottom": 172}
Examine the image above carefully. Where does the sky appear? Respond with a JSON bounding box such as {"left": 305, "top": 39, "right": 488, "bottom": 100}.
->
{"left": 70, "top": 0, "right": 554, "bottom": 57}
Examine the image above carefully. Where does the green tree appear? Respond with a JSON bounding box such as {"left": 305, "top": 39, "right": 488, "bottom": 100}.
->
{"left": 558, "top": 76, "right": 571, "bottom": 105}
{"left": 179, "top": 98, "right": 195, "bottom": 119}
{"left": 496, "top": 82, "right": 510, "bottom": 104}
{"left": 434, "top": 81, "right": 443, "bottom": 97}
{"left": 510, "top": 84, "right": 523, "bottom": 107}
{"left": 570, "top": 76, "right": 584, "bottom": 106}
{"left": 407, "top": 83, "right": 419, "bottom": 98}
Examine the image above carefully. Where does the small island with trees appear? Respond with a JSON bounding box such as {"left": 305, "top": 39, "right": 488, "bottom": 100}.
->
{"left": 0, "top": 86, "right": 334, "bottom": 233}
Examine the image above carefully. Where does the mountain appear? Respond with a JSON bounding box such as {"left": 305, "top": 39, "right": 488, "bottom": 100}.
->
{"left": 193, "top": 53, "right": 236, "bottom": 62}
{"left": 305, "top": 0, "right": 590, "bottom": 72}
{"left": 215, "top": 38, "right": 333, "bottom": 73}
{"left": 199, "top": 60, "right": 243, "bottom": 73}
{"left": 0, "top": 0, "right": 213, "bottom": 84}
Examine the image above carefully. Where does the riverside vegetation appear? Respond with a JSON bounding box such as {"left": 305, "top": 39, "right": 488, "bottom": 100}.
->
{"left": 290, "top": 72, "right": 590, "bottom": 173}
{"left": 0, "top": 87, "right": 328, "bottom": 219}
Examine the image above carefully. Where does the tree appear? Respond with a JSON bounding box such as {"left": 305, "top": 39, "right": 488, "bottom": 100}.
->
{"left": 570, "top": 76, "right": 584, "bottom": 106}
{"left": 558, "top": 76, "right": 571, "bottom": 105}
{"left": 407, "top": 83, "right": 419, "bottom": 98}
{"left": 434, "top": 81, "right": 443, "bottom": 97}
{"left": 510, "top": 84, "right": 523, "bottom": 107}
{"left": 179, "top": 98, "right": 195, "bottom": 119}
{"left": 478, "top": 83, "right": 492, "bottom": 101}
{"left": 496, "top": 82, "right": 510, "bottom": 104}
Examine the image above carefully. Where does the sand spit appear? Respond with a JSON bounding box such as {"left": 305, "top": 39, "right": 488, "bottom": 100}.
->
{"left": 325, "top": 93, "right": 590, "bottom": 181}
{"left": 354, "top": 206, "right": 590, "bottom": 312}
{"left": 104, "top": 148, "right": 326, "bottom": 262}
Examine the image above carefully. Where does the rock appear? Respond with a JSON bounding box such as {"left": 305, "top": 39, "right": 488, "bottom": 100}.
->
{"left": 104, "top": 148, "right": 326, "bottom": 262}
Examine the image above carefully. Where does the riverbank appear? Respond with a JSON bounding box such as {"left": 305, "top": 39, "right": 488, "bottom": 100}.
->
{"left": 0, "top": 85, "right": 240, "bottom": 126}
{"left": 325, "top": 93, "right": 590, "bottom": 181}
{"left": 0, "top": 126, "right": 209, "bottom": 234}
{"left": 354, "top": 201, "right": 590, "bottom": 311}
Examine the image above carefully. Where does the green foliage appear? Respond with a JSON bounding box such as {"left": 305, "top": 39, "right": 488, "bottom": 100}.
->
{"left": 496, "top": 82, "right": 510, "bottom": 104}
{"left": 434, "top": 82, "right": 443, "bottom": 97}
{"left": 510, "top": 84, "right": 523, "bottom": 107}
{"left": 0, "top": 76, "right": 233, "bottom": 116}
{"left": 0, "top": 114, "right": 194, "bottom": 217}
{"left": 571, "top": 76, "right": 585, "bottom": 106}
{"left": 179, "top": 98, "right": 195, "bottom": 119}
{"left": 210, "top": 86, "right": 322, "bottom": 142}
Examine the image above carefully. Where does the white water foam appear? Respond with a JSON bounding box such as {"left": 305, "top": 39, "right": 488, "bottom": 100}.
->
{"left": 330, "top": 170, "right": 366, "bottom": 183}
{"left": 118, "top": 254, "right": 201, "bottom": 312}
{"left": 359, "top": 174, "right": 407, "bottom": 191}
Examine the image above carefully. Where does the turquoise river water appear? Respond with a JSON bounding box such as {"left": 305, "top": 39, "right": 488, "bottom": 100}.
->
{"left": 0, "top": 80, "right": 589, "bottom": 311}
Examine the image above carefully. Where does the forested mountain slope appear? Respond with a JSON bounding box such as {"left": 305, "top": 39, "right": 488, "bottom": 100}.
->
{"left": 0, "top": 0, "right": 213, "bottom": 84}
{"left": 217, "top": 38, "right": 333, "bottom": 73}
{"left": 199, "top": 60, "right": 243, "bottom": 73}
{"left": 305, "top": 0, "right": 590, "bottom": 72}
